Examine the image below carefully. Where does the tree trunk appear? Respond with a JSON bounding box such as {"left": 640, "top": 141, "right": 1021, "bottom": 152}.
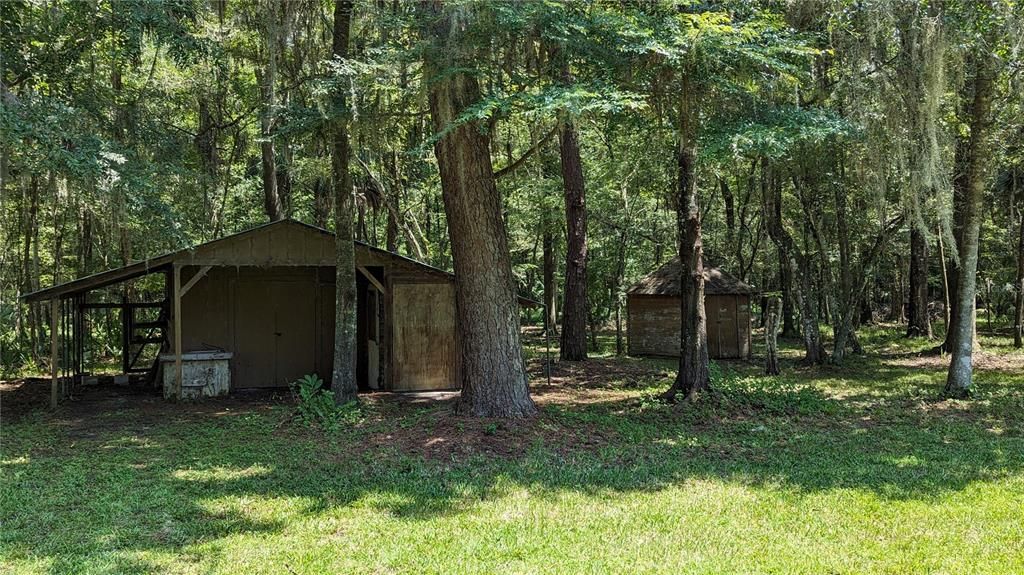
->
{"left": 385, "top": 152, "right": 400, "bottom": 252}
{"left": 331, "top": 0, "right": 358, "bottom": 405}
{"left": 906, "top": 226, "right": 932, "bottom": 337}
{"left": 423, "top": 3, "right": 535, "bottom": 417}
{"left": 937, "top": 138, "right": 969, "bottom": 353}
{"left": 764, "top": 163, "right": 825, "bottom": 364}
{"left": 614, "top": 229, "right": 628, "bottom": 356}
{"left": 765, "top": 296, "right": 781, "bottom": 375}
{"left": 779, "top": 246, "right": 798, "bottom": 337}
{"left": 542, "top": 225, "right": 558, "bottom": 336}
{"left": 795, "top": 256, "right": 827, "bottom": 364}
{"left": 830, "top": 182, "right": 854, "bottom": 363}
{"left": 945, "top": 51, "right": 995, "bottom": 398}
{"left": 258, "top": 1, "right": 284, "bottom": 222}
{"left": 22, "top": 174, "right": 39, "bottom": 353}
{"left": 663, "top": 78, "right": 709, "bottom": 401}
{"left": 859, "top": 289, "right": 874, "bottom": 326}
{"left": 557, "top": 121, "right": 588, "bottom": 360}
{"left": 1014, "top": 201, "right": 1023, "bottom": 348}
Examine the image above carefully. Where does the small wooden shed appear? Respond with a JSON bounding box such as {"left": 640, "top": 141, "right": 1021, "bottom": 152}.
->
{"left": 626, "top": 259, "right": 756, "bottom": 359}
{"left": 24, "top": 219, "right": 528, "bottom": 405}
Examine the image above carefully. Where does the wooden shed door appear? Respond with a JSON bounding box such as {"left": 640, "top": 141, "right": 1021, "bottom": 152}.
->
{"left": 391, "top": 282, "right": 457, "bottom": 390}
{"left": 710, "top": 296, "right": 739, "bottom": 359}
{"left": 234, "top": 279, "right": 317, "bottom": 388}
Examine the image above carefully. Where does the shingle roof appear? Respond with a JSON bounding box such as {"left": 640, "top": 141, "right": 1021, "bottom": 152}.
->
{"left": 626, "top": 258, "right": 756, "bottom": 296}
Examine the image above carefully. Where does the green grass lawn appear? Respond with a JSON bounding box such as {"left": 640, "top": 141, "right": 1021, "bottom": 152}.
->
{"left": 3, "top": 326, "right": 1024, "bottom": 574}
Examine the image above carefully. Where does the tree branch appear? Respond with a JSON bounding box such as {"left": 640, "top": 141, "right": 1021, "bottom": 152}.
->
{"left": 493, "top": 126, "right": 558, "bottom": 180}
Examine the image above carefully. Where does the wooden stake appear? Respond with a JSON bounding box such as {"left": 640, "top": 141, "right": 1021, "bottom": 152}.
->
{"left": 173, "top": 264, "right": 183, "bottom": 400}
{"left": 50, "top": 298, "right": 59, "bottom": 409}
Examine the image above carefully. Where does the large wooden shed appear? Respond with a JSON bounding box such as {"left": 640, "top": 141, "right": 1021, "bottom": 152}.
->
{"left": 24, "top": 219, "right": 519, "bottom": 405}
{"left": 626, "top": 259, "right": 756, "bottom": 359}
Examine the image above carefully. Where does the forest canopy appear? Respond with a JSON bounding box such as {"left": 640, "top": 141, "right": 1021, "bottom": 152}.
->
{"left": 1, "top": 0, "right": 1022, "bottom": 403}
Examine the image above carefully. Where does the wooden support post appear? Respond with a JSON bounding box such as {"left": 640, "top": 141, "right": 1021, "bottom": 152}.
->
{"left": 50, "top": 299, "right": 59, "bottom": 409}
{"left": 173, "top": 264, "right": 183, "bottom": 400}
{"left": 121, "top": 297, "right": 131, "bottom": 374}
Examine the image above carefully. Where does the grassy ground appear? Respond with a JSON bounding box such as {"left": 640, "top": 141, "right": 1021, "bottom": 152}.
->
{"left": 2, "top": 325, "right": 1024, "bottom": 574}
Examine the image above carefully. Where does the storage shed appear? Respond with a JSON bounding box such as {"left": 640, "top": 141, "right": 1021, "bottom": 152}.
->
{"left": 626, "top": 259, "right": 756, "bottom": 359}
{"left": 23, "top": 219, "right": 526, "bottom": 406}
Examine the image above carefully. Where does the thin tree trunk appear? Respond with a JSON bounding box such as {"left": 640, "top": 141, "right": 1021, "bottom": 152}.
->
{"left": 385, "top": 151, "right": 400, "bottom": 252}
{"left": 779, "top": 246, "right": 798, "bottom": 337}
{"left": 888, "top": 265, "right": 905, "bottom": 322}
{"left": 22, "top": 175, "right": 39, "bottom": 353}
{"left": 614, "top": 229, "right": 628, "bottom": 356}
{"left": 423, "top": 2, "right": 535, "bottom": 417}
{"left": 859, "top": 288, "right": 874, "bottom": 326}
{"left": 765, "top": 296, "right": 781, "bottom": 375}
{"left": 765, "top": 163, "right": 826, "bottom": 364}
{"left": 938, "top": 223, "right": 951, "bottom": 330}
{"left": 907, "top": 226, "right": 932, "bottom": 337}
{"left": 542, "top": 225, "right": 558, "bottom": 336}
{"left": 945, "top": 50, "right": 996, "bottom": 398}
{"left": 831, "top": 182, "right": 854, "bottom": 363}
{"left": 558, "top": 119, "right": 588, "bottom": 361}
{"left": 1014, "top": 199, "right": 1023, "bottom": 348}
{"left": 937, "top": 138, "right": 969, "bottom": 353}
{"left": 663, "top": 76, "right": 709, "bottom": 401}
{"left": 331, "top": 0, "right": 357, "bottom": 405}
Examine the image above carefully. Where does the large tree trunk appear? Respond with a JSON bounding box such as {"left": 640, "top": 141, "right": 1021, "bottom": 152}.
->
{"left": 558, "top": 120, "right": 588, "bottom": 361}
{"left": 945, "top": 51, "right": 995, "bottom": 398}
{"left": 907, "top": 226, "right": 932, "bottom": 337}
{"left": 663, "top": 79, "right": 709, "bottom": 401}
{"left": 331, "top": 0, "right": 357, "bottom": 405}
{"left": 258, "top": 1, "right": 284, "bottom": 222}
{"left": 423, "top": 4, "right": 535, "bottom": 417}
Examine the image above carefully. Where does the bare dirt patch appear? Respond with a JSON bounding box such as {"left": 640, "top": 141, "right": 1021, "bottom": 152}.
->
{"left": 350, "top": 387, "right": 620, "bottom": 462}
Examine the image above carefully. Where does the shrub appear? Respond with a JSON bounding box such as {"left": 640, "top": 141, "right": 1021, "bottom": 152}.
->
{"left": 290, "top": 374, "right": 361, "bottom": 431}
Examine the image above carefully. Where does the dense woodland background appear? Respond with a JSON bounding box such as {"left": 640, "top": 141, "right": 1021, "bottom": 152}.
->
{"left": 1, "top": 1, "right": 1022, "bottom": 404}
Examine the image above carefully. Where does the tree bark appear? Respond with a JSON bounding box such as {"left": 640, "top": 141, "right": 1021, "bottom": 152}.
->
{"left": 558, "top": 119, "right": 589, "bottom": 361}
{"left": 765, "top": 164, "right": 826, "bottom": 365}
{"left": 945, "top": 50, "right": 995, "bottom": 398}
{"left": 258, "top": 0, "right": 284, "bottom": 222}
{"left": 886, "top": 264, "right": 905, "bottom": 323}
{"left": 779, "top": 246, "right": 798, "bottom": 337}
{"left": 542, "top": 225, "right": 558, "bottom": 336}
{"left": 906, "top": 226, "right": 932, "bottom": 337}
{"left": 331, "top": 0, "right": 358, "bottom": 405}
{"left": 663, "top": 76, "right": 709, "bottom": 401}
{"left": 1014, "top": 197, "right": 1023, "bottom": 348}
{"left": 423, "top": 2, "right": 535, "bottom": 417}
{"left": 830, "top": 180, "right": 855, "bottom": 363}
{"left": 385, "top": 151, "right": 400, "bottom": 252}
{"left": 765, "top": 296, "right": 781, "bottom": 375}
{"left": 937, "top": 138, "right": 969, "bottom": 353}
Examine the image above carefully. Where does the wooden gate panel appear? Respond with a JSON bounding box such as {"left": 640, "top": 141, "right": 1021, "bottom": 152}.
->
{"left": 391, "top": 282, "right": 457, "bottom": 391}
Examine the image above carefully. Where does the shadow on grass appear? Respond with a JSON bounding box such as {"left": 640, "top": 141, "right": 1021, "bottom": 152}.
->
{"left": 2, "top": 339, "right": 1023, "bottom": 573}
